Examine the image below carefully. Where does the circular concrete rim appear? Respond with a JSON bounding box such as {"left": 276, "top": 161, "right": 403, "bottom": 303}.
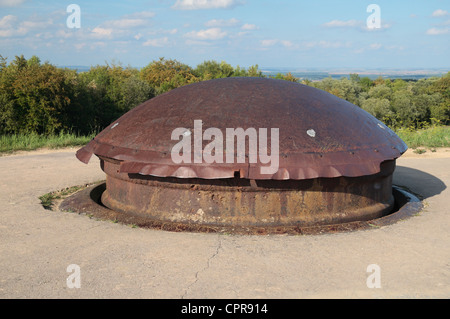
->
{"left": 59, "top": 183, "right": 422, "bottom": 236}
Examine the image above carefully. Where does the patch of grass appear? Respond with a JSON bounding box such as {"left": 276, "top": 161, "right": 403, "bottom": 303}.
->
{"left": 39, "top": 193, "right": 55, "bottom": 210}
{"left": 413, "top": 148, "right": 427, "bottom": 154}
{"left": 0, "top": 131, "right": 95, "bottom": 154}
{"left": 395, "top": 125, "right": 450, "bottom": 148}
{"left": 39, "top": 184, "right": 90, "bottom": 210}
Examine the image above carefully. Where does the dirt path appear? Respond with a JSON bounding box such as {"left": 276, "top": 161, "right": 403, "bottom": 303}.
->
{"left": 0, "top": 149, "right": 448, "bottom": 298}
{"left": 401, "top": 147, "right": 450, "bottom": 158}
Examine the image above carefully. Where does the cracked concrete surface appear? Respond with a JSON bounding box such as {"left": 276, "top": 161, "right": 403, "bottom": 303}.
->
{"left": 182, "top": 236, "right": 223, "bottom": 299}
{"left": 0, "top": 148, "right": 449, "bottom": 298}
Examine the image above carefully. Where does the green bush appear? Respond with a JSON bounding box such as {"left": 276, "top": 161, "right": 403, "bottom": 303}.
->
{"left": 0, "top": 54, "right": 448, "bottom": 138}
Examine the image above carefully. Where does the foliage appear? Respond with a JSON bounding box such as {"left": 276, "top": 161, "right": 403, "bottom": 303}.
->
{"left": 77, "top": 63, "right": 153, "bottom": 132}
{"left": 194, "top": 60, "right": 265, "bottom": 80}
{"left": 194, "top": 60, "right": 234, "bottom": 80}
{"left": 395, "top": 125, "right": 450, "bottom": 148}
{"left": 139, "top": 57, "right": 199, "bottom": 95}
{"left": 272, "top": 72, "right": 299, "bottom": 83}
{"left": 0, "top": 55, "right": 73, "bottom": 134}
{"left": 0, "top": 56, "right": 153, "bottom": 135}
{"left": 307, "top": 72, "right": 449, "bottom": 129}
{"left": 0, "top": 54, "right": 448, "bottom": 140}
{"left": 0, "top": 131, "right": 95, "bottom": 153}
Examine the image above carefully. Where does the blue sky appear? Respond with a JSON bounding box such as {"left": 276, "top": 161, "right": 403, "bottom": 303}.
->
{"left": 0, "top": 0, "right": 449, "bottom": 69}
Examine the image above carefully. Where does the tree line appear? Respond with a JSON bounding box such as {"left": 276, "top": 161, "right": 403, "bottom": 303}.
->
{"left": 0, "top": 55, "right": 448, "bottom": 136}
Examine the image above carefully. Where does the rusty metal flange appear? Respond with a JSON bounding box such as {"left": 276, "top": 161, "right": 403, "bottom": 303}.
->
{"left": 59, "top": 183, "right": 422, "bottom": 235}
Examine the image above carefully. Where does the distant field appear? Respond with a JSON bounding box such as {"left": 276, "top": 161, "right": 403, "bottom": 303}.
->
{"left": 0, "top": 132, "right": 94, "bottom": 154}
{"left": 260, "top": 68, "right": 448, "bottom": 81}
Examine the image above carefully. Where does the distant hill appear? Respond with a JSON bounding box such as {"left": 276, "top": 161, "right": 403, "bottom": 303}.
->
{"left": 261, "top": 67, "right": 449, "bottom": 81}
{"left": 59, "top": 65, "right": 91, "bottom": 73}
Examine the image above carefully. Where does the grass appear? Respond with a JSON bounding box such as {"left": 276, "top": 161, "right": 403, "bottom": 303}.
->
{"left": 413, "top": 148, "right": 427, "bottom": 155}
{"left": 39, "top": 184, "right": 87, "bottom": 210}
{"left": 1, "top": 126, "right": 449, "bottom": 154}
{"left": 395, "top": 125, "right": 450, "bottom": 149}
{"left": 0, "top": 131, "right": 95, "bottom": 154}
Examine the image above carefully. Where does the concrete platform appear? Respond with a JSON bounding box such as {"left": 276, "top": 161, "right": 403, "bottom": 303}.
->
{"left": 0, "top": 148, "right": 448, "bottom": 298}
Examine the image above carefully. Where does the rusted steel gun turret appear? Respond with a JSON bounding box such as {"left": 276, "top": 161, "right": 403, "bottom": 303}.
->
{"left": 76, "top": 77, "right": 407, "bottom": 229}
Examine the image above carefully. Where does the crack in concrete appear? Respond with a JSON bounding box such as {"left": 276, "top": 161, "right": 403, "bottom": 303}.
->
{"left": 181, "top": 235, "right": 223, "bottom": 299}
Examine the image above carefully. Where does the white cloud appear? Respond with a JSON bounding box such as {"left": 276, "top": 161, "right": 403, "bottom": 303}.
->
{"left": 90, "top": 11, "right": 155, "bottom": 40}
{"left": 106, "top": 18, "right": 148, "bottom": 29}
{"left": 143, "top": 37, "right": 169, "bottom": 47}
{"left": 101, "top": 12, "right": 155, "bottom": 30}
{"left": 323, "top": 19, "right": 391, "bottom": 31}
{"left": 74, "top": 42, "right": 86, "bottom": 50}
{"left": 172, "top": 0, "right": 240, "bottom": 10}
{"left": 127, "top": 11, "right": 156, "bottom": 19}
{"left": 281, "top": 40, "right": 294, "bottom": 47}
{"left": 432, "top": 9, "right": 448, "bottom": 17}
{"left": 0, "top": 29, "right": 14, "bottom": 37}
{"left": 235, "top": 31, "right": 249, "bottom": 37}
{"left": 185, "top": 27, "right": 227, "bottom": 40}
{"left": 241, "top": 23, "right": 258, "bottom": 30}
{"left": 426, "top": 27, "right": 450, "bottom": 35}
{"left": 21, "top": 20, "right": 53, "bottom": 29}
{"left": 0, "top": 0, "right": 26, "bottom": 7}
{"left": 91, "top": 27, "right": 113, "bottom": 38}
{"left": 323, "top": 19, "right": 360, "bottom": 28}
{"left": 260, "top": 39, "right": 293, "bottom": 48}
{"left": 0, "top": 14, "right": 17, "bottom": 28}
{"left": 185, "top": 39, "right": 215, "bottom": 46}
{"left": 354, "top": 43, "right": 405, "bottom": 54}
{"left": 205, "top": 18, "right": 239, "bottom": 27}
{"left": 90, "top": 41, "right": 107, "bottom": 50}
{"left": 385, "top": 44, "right": 404, "bottom": 51}
{"left": 261, "top": 39, "right": 278, "bottom": 46}
{"left": 55, "top": 29, "right": 73, "bottom": 39}
{"left": 0, "top": 15, "right": 53, "bottom": 38}
{"left": 369, "top": 43, "right": 382, "bottom": 50}
{"left": 304, "top": 40, "right": 350, "bottom": 49}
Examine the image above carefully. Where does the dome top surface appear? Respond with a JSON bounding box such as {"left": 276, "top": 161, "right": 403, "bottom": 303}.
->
{"left": 77, "top": 77, "right": 407, "bottom": 180}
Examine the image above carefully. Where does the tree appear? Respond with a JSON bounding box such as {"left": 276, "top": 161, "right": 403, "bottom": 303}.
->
{"left": 361, "top": 98, "right": 393, "bottom": 124}
{"left": 359, "top": 77, "right": 374, "bottom": 92}
{"left": 247, "top": 64, "right": 264, "bottom": 77}
{"left": 428, "top": 72, "right": 450, "bottom": 125}
{"left": 373, "top": 76, "right": 385, "bottom": 86}
{"left": 10, "top": 55, "right": 27, "bottom": 71}
{"left": 392, "top": 79, "right": 407, "bottom": 92}
{"left": 0, "top": 55, "right": 7, "bottom": 72}
{"left": 273, "top": 72, "right": 299, "bottom": 82}
{"left": 368, "top": 84, "right": 392, "bottom": 100}
{"left": 195, "top": 60, "right": 234, "bottom": 80}
{"left": 27, "top": 55, "right": 41, "bottom": 67}
{"left": 120, "top": 76, "right": 154, "bottom": 111}
{"left": 349, "top": 73, "right": 360, "bottom": 83}
{"left": 140, "top": 57, "right": 199, "bottom": 95}
{"left": 0, "top": 57, "right": 74, "bottom": 134}
{"left": 233, "top": 65, "right": 248, "bottom": 77}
